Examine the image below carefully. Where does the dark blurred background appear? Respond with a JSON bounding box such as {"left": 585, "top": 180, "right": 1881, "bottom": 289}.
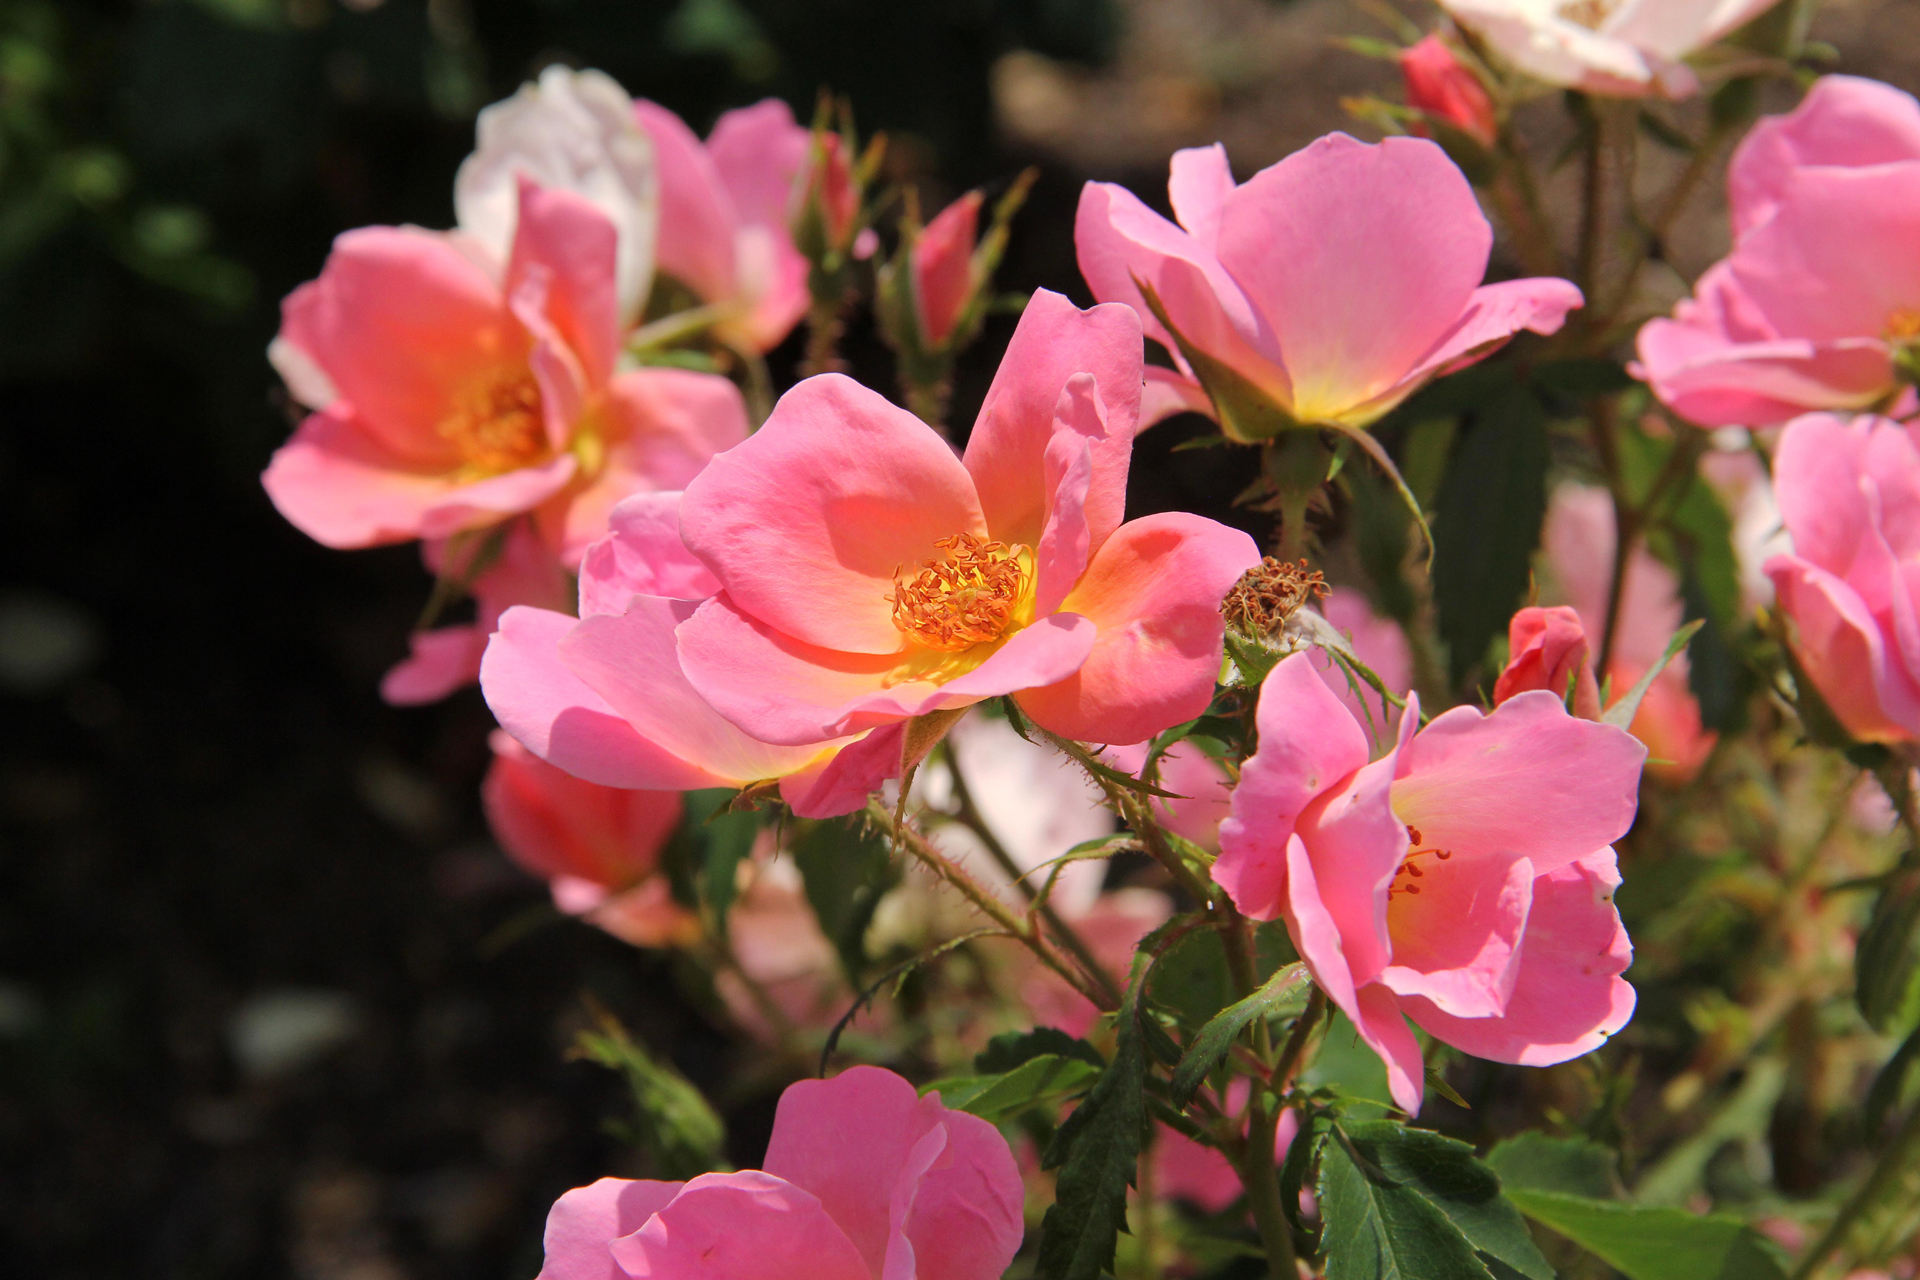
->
{"left": 4, "top": 0, "right": 1917, "bottom": 1276}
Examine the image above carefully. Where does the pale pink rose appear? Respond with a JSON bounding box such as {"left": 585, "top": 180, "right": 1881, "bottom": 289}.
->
{"left": 716, "top": 855, "right": 851, "bottom": 1041}
{"left": 1436, "top": 0, "right": 1782, "bottom": 99}
{"left": 1215, "top": 652, "right": 1645, "bottom": 1114}
{"left": 674, "top": 289, "right": 1262, "bottom": 748}
{"left": 1636, "top": 78, "right": 1920, "bottom": 426}
{"left": 1544, "top": 485, "right": 1717, "bottom": 781}
{"left": 1076, "top": 135, "right": 1581, "bottom": 433}
{"left": 482, "top": 730, "right": 695, "bottom": 948}
{"left": 263, "top": 180, "right": 748, "bottom": 561}
{"left": 1494, "top": 606, "right": 1604, "bottom": 720}
{"left": 381, "top": 520, "right": 573, "bottom": 706}
{"left": 914, "top": 192, "right": 983, "bottom": 348}
{"left": 1399, "top": 35, "right": 1498, "bottom": 148}
{"left": 1313, "top": 587, "right": 1415, "bottom": 733}
{"left": 632, "top": 98, "right": 812, "bottom": 353}
{"left": 479, "top": 491, "right": 902, "bottom": 818}
{"left": 1764, "top": 413, "right": 1920, "bottom": 743}
{"left": 453, "top": 67, "right": 658, "bottom": 323}
{"left": 536, "top": 1066, "right": 1024, "bottom": 1280}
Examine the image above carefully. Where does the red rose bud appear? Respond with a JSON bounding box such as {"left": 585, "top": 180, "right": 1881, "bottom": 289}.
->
{"left": 1495, "top": 605, "right": 1603, "bottom": 720}
{"left": 1399, "top": 35, "right": 1497, "bottom": 149}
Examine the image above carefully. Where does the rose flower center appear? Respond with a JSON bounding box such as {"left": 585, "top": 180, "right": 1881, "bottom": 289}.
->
{"left": 1556, "top": 0, "right": 1621, "bottom": 29}
{"left": 890, "top": 533, "right": 1030, "bottom": 652}
{"left": 1388, "top": 825, "right": 1454, "bottom": 899}
{"left": 439, "top": 368, "right": 548, "bottom": 475}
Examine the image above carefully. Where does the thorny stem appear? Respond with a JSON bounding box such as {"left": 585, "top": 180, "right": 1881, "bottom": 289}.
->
{"left": 863, "top": 798, "right": 1117, "bottom": 1013}
{"left": 1590, "top": 123, "right": 1728, "bottom": 340}
{"left": 943, "top": 750, "right": 1123, "bottom": 1007}
{"left": 1115, "top": 753, "right": 1303, "bottom": 1277}
{"left": 802, "top": 296, "right": 848, "bottom": 377}
{"left": 904, "top": 375, "right": 952, "bottom": 436}
{"left": 1270, "top": 987, "right": 1330, "bottom": 1097}
{"left": 1791, "top": 1095, "right": 1920, "bottom": 1280}
{"left": 1492, "top": 128, "right": 1561, "bottom": 279}
{"left": 1576, "top": 102, "right": 1609, "bottom": 311}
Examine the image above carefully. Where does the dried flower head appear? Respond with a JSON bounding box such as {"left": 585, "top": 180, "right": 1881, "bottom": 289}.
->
{"left": 1222, "top": 557, "right": 1329, "bottom": 639}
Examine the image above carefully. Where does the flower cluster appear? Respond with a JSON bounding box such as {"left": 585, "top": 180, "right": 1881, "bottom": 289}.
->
{"left": 258, "top": 10, "right": 1920, "bottom": 1276}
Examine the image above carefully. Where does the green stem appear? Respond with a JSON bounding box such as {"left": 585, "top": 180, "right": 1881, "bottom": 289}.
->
{"left": 904, "top": 375, "right": 951, "bottom": 436}
{"left": 802, "top": 295, "right": 847, "bottom": 377}
{"left": 1791, "top": 1096, "right": 1920, "bottom": 1280}
{"left": 863, "top": 799, "right": 1116, "bottom": 1013}
{"left": 1492, "top": 129, "right": 1561, "bottom": 279}
{"left": 1243, "top": 1093, "right": 1299, "bottom": 1280}
{"left": 944, "top": 751, "right": 1123, "bottom": 1007}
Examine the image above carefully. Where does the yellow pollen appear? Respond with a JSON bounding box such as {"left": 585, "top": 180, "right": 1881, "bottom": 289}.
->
{"left": 1556, "top": 0, "right": 1621, "bottom": 29}
{"left": 1888, "top": 310, "right": 1920, "bottom": 342}
{"left": 889, "top": 533, "right": 1028, "bottom": 652}
{"left": 438, "top": 367, "right": 547, "bottom": 475}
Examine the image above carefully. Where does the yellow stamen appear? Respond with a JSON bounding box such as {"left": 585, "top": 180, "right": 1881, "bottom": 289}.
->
{"left": 438, "top": 368, "right": 547, "bottom": 475}
{"left": 889, "top": 533, "right": 1029, "bottom": 652}
{"left": 1556, "top": 0, "right": 1621, "bottom": 29}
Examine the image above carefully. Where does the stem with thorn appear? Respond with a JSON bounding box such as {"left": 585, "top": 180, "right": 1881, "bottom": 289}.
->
{"left": 943, "top": 750, "right": 1124, "bottom": 1007}
{"left": 862, "top": 798, "right": 1116, "bottom": 1014}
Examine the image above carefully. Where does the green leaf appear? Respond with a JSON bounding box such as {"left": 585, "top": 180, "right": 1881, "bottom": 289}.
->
{"left": 1302, "top": 1011, "right": 1393, "bottom": 1120}
{"left": 1170, "top": 963, "right": 1309, "bottom": 1107}
{"left": 680, "top": 789, "right": 760, "bottom": 934}
{"left": 1504, "top": 1190, "right": 1790, "bottom": 1280}
{"left": 1632, "top": 1057, "right": 1784, "bottom": 1206}
{"left": 1317, "top": 1125, "right": 1494, "bottom": 1280}
{"left": 1858, "top": 856, "right": 1920, "bottom": 1031}
{"left": 1866, "top": 1021, "right": 1920, "bottom": 1134}
{"left": 1486, "top": 1132, "right": 1620, "bottom": 1199}
{"left": 977, "top": 1026, "right": 1106, "bottom": 1073}
{"left": 931, "top": 1054, "right": 1103, "bottom": 1125}
{"left": 1036, "top": 966, "right": 1152, "bottom": 1280}
{"left": 790, "top": 815, "right": 898, "bottom": 982}
{"left": 570, "top": 1008, "right": 726, "bottom": 1180}
{"left": 1602, "top": 620, "right": 1705, "bottom": 730}
{"left": 1343, "top": 1121, "right": 1554, "bottom": 1280}
{"left": 1432, "top": 385, "right": 1550, "bottom": 684}
{"left": 1147, "top": 926, "right": 1238, "bottom": 1030}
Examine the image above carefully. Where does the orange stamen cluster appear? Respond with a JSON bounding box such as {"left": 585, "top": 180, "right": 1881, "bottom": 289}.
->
{"left": 889, "top": 533, "right": 1026, "bottom": 652}
{"left": 1389, "top": 825, "right": 1454, "bottom": 898}
{"left": 1888, "top": 309, "right": 1920, "bottom": 342}
{"left": 1222, "top": 556, "right": 1329, "bottom": 638}
{"left": 439, "top": 368, "right": 547, "bottom": 474}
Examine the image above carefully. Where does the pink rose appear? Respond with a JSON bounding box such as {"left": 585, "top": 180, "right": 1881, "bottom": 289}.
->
{"left": 1215, "top": 653, "right": 1645, "bottom": 1114}
{"left": 482, "top": 731, "right": 695, "bottom": 948}
{"left": 480, "top": 490, "right": 903, "bottom": 818}
{"left": 1636, "top": 76, "right": 1920, "bottom": 426}
{"left": 1764, "top": 413, "right": 1920, "bottom": 743}
{"left": 673, "top": 289, "right": 1261, "bottom": 748}
{"left": 1399, "top": 35, "right": 1498, "bottom": 148}
{"left": 1076, "top": 134, "right": 1580, "bottom": 433}
{"left": 632, "top": 98, "right": 813, "bottom": 353}
{"left": 536, "top": 1066, "right": 1024, "bottom": 1280}
{"left": 264, "top": 180, "right": 748, "bottom": 562}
